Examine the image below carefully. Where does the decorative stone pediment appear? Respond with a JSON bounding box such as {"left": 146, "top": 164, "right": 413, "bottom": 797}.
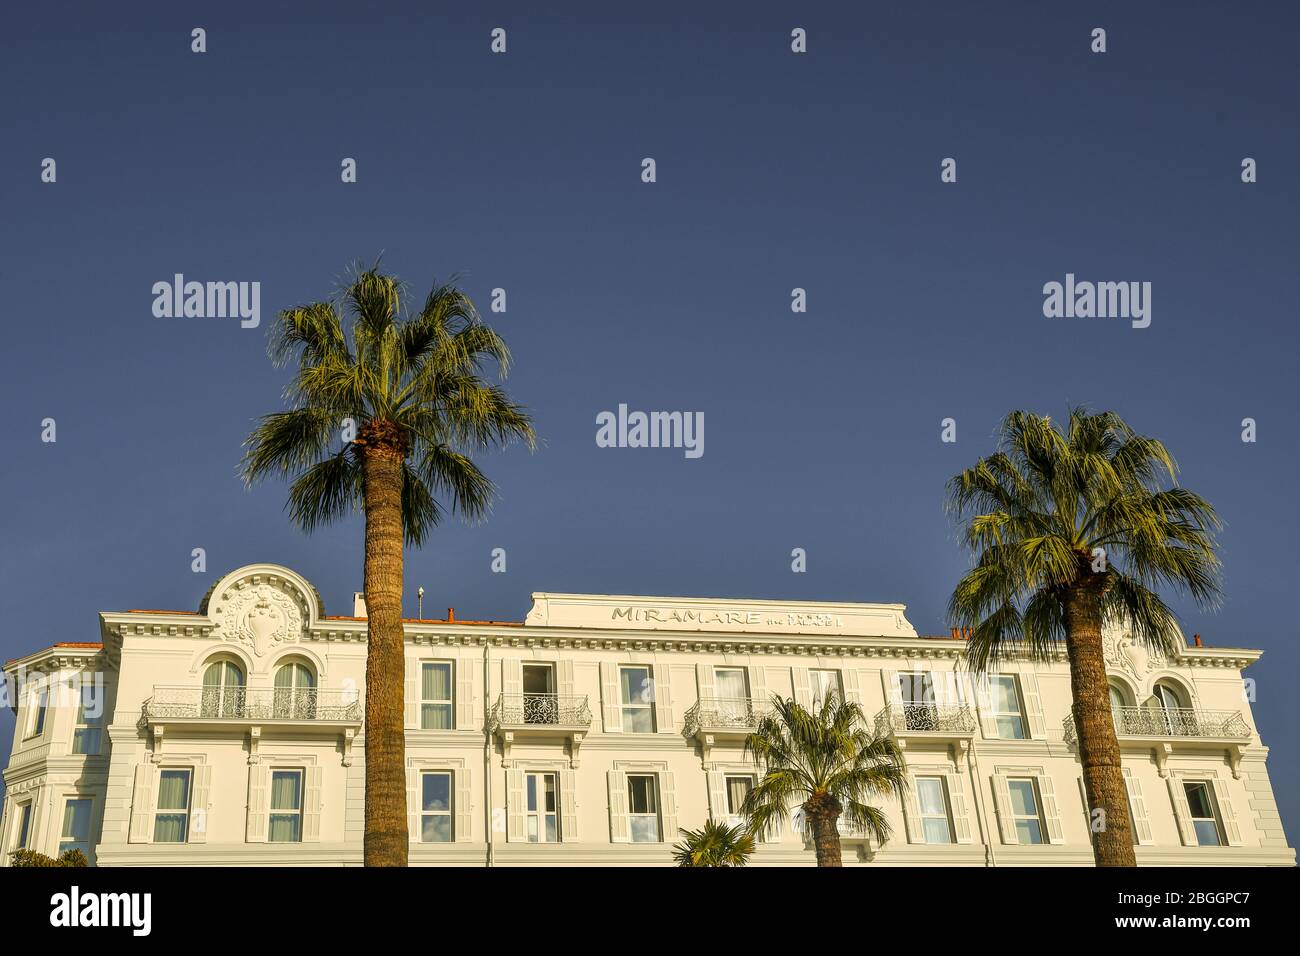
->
{"left": 205, "top": 565, "right": 319, "bottom": 657}
{"left": 1102, "top": 622, "right": 1175, "bottom": 684}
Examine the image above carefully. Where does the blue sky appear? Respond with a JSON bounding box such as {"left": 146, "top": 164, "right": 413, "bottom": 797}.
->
{"left": 2, "top": 1, "right": 1297, "bottom": 838}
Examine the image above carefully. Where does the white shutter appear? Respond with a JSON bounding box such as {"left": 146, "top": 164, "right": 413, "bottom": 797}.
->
{"left": 659, "top": 771, "right": 678, "bottom": 843}
{"left": 654, "top": 666, "right": 674, "bottom": 733}
{"left": 456, "top": 770, "right": 473, "bottom": 843}
{"left": 607, "top": 771, "right": 629, "bottom": 842}
{"left": 1021, "top": 673, "right": 1046, "bottom": 739}
{"left": 695, "top": 663, "right": 715, "bottom": 703}
{"left": 560, "top": 769, "right": 579, "bottom": 842}
{"left": 902, "top": 774, "right": 924, "bottom": 844}
{"left": 748, "top": 664, "right": 767, "bottom": 709}
{"left": 506, "top": 769, "right": 525, "bottom": 842}
{"left": 456, "top": 660, "right": 475, "bottom": 730}
{"left": 842, "top": 667, "right": 863, "bottom": 708}
{"left": 992, "top": 774, "right": 1016, "bottom": 844}
{"left": 881, "top": 668, "right": 904, "bottom": 714}
{"left": 946, "top": 772, "right": 973, "bottom": 843}
{"left": 792, "top": 667, "right": 812, "bottom": 708}
{"left": 1212, "top": 777, "right": 1243, "bottom": 846}
{"left": 406, "top": 769, "right": 420, "bottom": 842}
{"left": 405, "top": 658, "right": 420, "bottom": 729}
{"left": 706, "top": 769, "right": 728, "bottom": 819}
{"left": 189, "top": 765, "right": 212, "bottom": 844}
{"left": 502, "top": 658, "right": 522, "bottom": 698}
{"left": 303, "top": 766, "right": 323, "bottom": 842}
{"left": 1038, "top": 773, "right": 1065, "bottom": 844}
{"left": 975, "top": 675, "right": 1000, "bottom": 739}
{"left": 1168, "top": 777, "right": 1195, "bottom": 846}
{"left": 600, "top": 662, "right": 622, "bottom": 733}
{"left": 246, "top": 765, "right": 269, "bottom": 843}
{"left": 128, "top": 764, "right": 155, "bottom": 843}
{"left": 557, "top": 659, "right": 575, "bottom": 698}
{"left": 1123, "top": 768, "right": 1153, "bottom": 846}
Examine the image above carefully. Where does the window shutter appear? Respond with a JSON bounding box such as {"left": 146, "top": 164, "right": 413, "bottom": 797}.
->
{"left": 695, "top": 663, "right": 715, "bottom": 703}
{"left": 502, "top": 658, "right": 522, "bottom": 698}
{"left": 557, "top": 659, "right": 575, "bottom": 698}
{"left": 607, "top": 771, "right": 629, "bottom": 842}
{"left": 881, "top": 668, "right": 904, "bottom": 714}
{"left": 975, "top": 675, "right": 1000, "bottom": 739}
{"left": 1037, "top": 773, "right": 1065, "bottom": 843}
{"left": 600, "top": 662, "right": 622, "bottom": 733}
{"left": 1167, "top": 777, "right": 1195, "bottom": 846}
{"left": 406, "top": 769, "right": 420, "bottom": 842}
{"left": 654, "top": 667, "right": 674, "bottom": 733}
{"left": 456, "top": 770, "right": 473, "bottom": 843}
{"left": 189, "top": 765, "right": 212, "bottom": 844}
{"left": 302, "top": 766, "right": 323, "bottom": 842}
{"left": 560, "top": 769, "right": 579, "bottom": 842}
{"left": 246, "top": 765, "right": 269, "bottom": 843}
{"left": 792, "top": 667, "right": 812, "bottom": 708}
{"left": 405, "top": 659, "right": 420, "bottom": 729}
{"left": 506, "top": 769, "right": 525, "bottom": 842}
{"left": 748, "top": 664, "right": 767, "bottom": 709}
{"left": 842, "top": 667, "right": 863, "bottom": 708}
{"left": 659, "top": 771, "right": 678, "bottom": 843}
{"left": 1021, "top": 673, "right": 1046, "bottom": 739}
{"left": 128, "top": 764, "right": 155, "bottom": 843}
{"left": 1121, "top": 768, "right": 1152, "bottom": 846}
{"left": 1211, "top": 777, "right": 1243, "bottom": 846}
{"left": 706, "top": 770, "right": 727, "bottom": 819}
{"left": 901, "top": 774, "right": 924, "bottom": 844}
{"left": 456, "top": 661, "right": 475, "bottom": 731}
{"left": 946, "top": 772, "right": 973, "bottom": 843}
{"left": 992, "top": 774, "right": 1016, "bottom": 844}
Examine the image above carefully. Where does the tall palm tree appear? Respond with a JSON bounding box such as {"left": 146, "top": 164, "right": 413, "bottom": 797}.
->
{"left": 743, "top": 694, "right": 906, "bottom": 867}
{"left": 241, "top": 266, "right": 535, "bottom": 866}
{"left": 671, "top": 818, "right": 756, "bottom": 867}
{"left": 947, "top": 409, "right": 1221, "bottom": 867}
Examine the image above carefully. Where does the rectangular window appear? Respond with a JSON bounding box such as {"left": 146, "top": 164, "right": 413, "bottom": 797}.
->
{"left": 724, "top": 775, "right": 753, "bottom": 822}
{"left": 269, "top": 769, "right": 304, "bottom": 843}
{"left": 522, "top": 663, "right": 557, "bottom": 724}
{"left": 714, "top": 667, "right": 749, "bottom": 721}
{"left": 809, "top": 669, "right": 842, "bottom": 707}
{"left": 627, "top": 774, "right": 661, "bottom": 843}
{"left": 1184, "top": 781, "right": 1224, "bottom": 847}
{"left": 72, "top": 683, "right": 104, "bottom": 755}
{"left": 525, "top": 772, "right": 558, "bottom": 843}
{"left": 619, "top": 666, "right": 656, "bottom": 733}
{"left": 26, "top": 687, "right": 48, "bottom": 739}
{"left": 59, "top": 798, "right": 92, "bottom": 857}
{"left": 153, "top": 769, "right": 192, "bottom": 843}
{"left": 421, "top": 662, "right": 454, "bottom": 730}
{"left": 991, "top": 675, "right": 1027, "bottom": 739}
{"left": 421, "top": 772, "right": 454, "bottom": 843}
{"left": 916, "top": 776, "right": 954, "bottom": 844}
{"left": 14, "top": 803, "right": 32, "bottom": 851}
{"left": 899, "top": 672, "right": 937, "bottom": 730}
{"left": 1007, "top": 777, "right": 1045, "bottom": 844}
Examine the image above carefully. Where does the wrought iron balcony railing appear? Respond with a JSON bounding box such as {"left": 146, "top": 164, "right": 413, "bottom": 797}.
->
{"left": 1063, "top": 706, "right": 1250, "bottom": 744}
{"left": 490, "top": 693, "right": 592, "bottom": 728}
{"left": 877, "top": 703, "right": 977, "bottom": 735}
{"left": 683, "top": 697, "right": 773, "bottom": 736}
{"left": 143, "top": 685, "right": 361, "bottom": 722}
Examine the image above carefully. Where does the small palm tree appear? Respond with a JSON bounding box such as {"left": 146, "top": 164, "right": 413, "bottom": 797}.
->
{"left": 947, "top": 409, "right": 1221, "bottom": 867}
{"left": 744, "top": 694, "right": 906, "bottom": 867}
{"left": 241, "top": 265, "right": 535, "bottom": 866}
{"left": 671, "top": 818, "right": 756, "bottom": 867}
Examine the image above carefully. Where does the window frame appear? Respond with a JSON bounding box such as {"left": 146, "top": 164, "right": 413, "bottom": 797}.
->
{"left": 1183, "top": 780, "right": 1225, "bottom": 847}
{"left": 420, "top": 661, "right": 455, "bottom": 730}
{"left": 626, "top": 773, "right": 662, "bottom": 843}
{"left": 152, "top": 767, "right": 193, "bottom": 844}
{"left": 723, "top": 774, "right": 754, "bottom": 824}
{"left": 71, "top": 682, "right": 104, "bottom": 755}
{"left": 524, "top": 771, "right": 559, "bottom": 843}
{"left": 990, "top": 675, "right": 1028, "bottom": 740}
{"left": 11, "top": 801, "right": 33, "bottom": 851}
{"left": 268, "top": 768, "right": 305, "bottom": 843}
{"left": 1006, "top": 776, "right": 1046, "bottom": 845}
{"left": 25, "top": 685, "right": 48, "bottom": 740}
{"left": 58, "top": 796, "right": 93, "bottom": 858}
{"left": 420, "top": 770, "right": 455, "bottom": 843}
{"left": 915, "top": 775, "right": 955, "bottom": 844}
{"left": 618, "top": 664, "right": 657, "bottom": 733}
{"left": 809, "top": 668, "right": 843, "bottom": 707}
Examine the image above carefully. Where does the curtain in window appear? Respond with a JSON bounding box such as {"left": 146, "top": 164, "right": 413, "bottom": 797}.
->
{"left": 269, "top": 772, "right": 302, "bottom": 842}
{"left": 422, "top": 664, "right": 452, "bottom": 729}
{"left": 726, "top": 777, "right": 752, "bottom": 815}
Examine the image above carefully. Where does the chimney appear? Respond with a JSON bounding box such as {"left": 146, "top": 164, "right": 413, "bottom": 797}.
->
{"left": 447, "top": 607, "right": 455, "bottom": 623}
{"left": 1193, "top": 633, "right": 1203, "bottom": 647}
{"left": 353, "top": 591, "right": 367, "bottom": 618}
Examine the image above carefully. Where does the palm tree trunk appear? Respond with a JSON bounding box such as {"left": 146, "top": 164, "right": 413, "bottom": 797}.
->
{"left": 1063, "top": 581, "right": 1136, "bottom": 867}
{"left": 361, "top": 431, "right": 408, "bottom": 867}
{"left": 805, "top": 793, "right": 844, "bottom": 867}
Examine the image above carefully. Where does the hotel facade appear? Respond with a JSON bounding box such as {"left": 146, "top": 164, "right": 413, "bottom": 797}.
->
{"left": 1, "top": 563, "right": 1293, "bottom": 866}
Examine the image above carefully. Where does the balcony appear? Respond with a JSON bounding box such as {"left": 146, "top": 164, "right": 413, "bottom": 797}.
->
{"left": 684, "top": 697, "right": 773, "bottom": 765}
{"left": 142, "top": 685, "right": 362, "bottom": 765}
{"left": 489, "top": 693, "right": 591, "bottom": 767}
{"left": 1063, "top": 706, "right": 1251, "bottom": 777}
{"left": 875, "top": 703, "right": 976, "bottom": 765}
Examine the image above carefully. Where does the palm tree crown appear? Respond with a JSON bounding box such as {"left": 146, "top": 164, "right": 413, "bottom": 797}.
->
{"left": 744, "top": 694, "right": 906, "bottom": 867}
{"left": 671, "top": 818, "right": 756, "bottom": 867}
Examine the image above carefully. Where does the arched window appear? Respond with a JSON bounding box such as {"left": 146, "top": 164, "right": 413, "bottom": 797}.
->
{"left": 1108, "top": 681, "right": 1131, "bottom": 711}
{"left": 274, "top": 659, "right": 317, "bottom": 719}
{"left": 1153, "top": 680, "right": 1186, "bottom": 711}
{"left": 1152, "top": 680, "right": 1193, "bottom": 734}
{"left": 202, "top": 659, "right": 245, "bottom": 718}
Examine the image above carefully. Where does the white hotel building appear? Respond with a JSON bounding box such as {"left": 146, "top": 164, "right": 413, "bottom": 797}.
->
{"left": 1, "top": 563, "right": 1293, "bottom": 866}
